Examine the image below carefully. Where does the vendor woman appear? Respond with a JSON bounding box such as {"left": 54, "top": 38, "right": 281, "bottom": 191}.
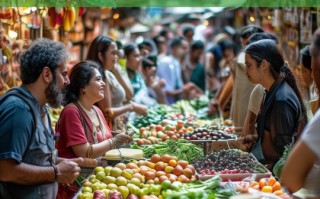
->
{"left": 242, "top": 39, "right": 307, "bottom": 167}
{"left": 55, "top": 61, "right": 133, "bottom": 198}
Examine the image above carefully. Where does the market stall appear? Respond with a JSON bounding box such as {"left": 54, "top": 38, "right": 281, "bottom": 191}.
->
{"left": 72, "top": 98, "right": 289, "bottom": 199}
{"left": 0, "top": 6, "right": 314, "bottom": 199}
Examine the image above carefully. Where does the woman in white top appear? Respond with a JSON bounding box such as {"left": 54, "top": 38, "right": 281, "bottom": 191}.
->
{"left": 86, "top": 36, "right": 147, "bottom": 130}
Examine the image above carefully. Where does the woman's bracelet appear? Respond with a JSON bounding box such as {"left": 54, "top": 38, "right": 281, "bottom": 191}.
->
{"left": 128, "top": 102, "right": 134, "bottom": 112}
{"left": 107, "top": 139, "right": 114, "bottom": 149}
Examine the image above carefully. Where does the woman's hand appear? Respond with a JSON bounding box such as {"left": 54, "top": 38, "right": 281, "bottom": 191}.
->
{"left": 131, "top": 101, "right": 148, "bottom": 115}
{"left": 208, "top": 98, "right": 219, "bottom": 116}
{"left": 112, "top": 133, "right": 133, "bottom": 146}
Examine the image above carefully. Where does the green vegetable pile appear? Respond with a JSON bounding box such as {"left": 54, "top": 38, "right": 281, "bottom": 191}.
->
{"left": 171, "top": 100, "right": 196, "bottom": 116}
{"left": 273, "top": 144, "right": 293, "bottom": 178}
{"left": 189, "top": 96, "right": 210, "bottom": 111}
{"left": 131, "top": 139, "right": 204, "bottom": 163}
{"left": 162, "top": 175, "right": 236, "bottom": 199}
{"left": 133, "top": 105, "right": 173, "bottom": 128}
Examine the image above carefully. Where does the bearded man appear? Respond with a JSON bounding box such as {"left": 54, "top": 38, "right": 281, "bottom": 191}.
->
{"left": 0, "top": 38, "right": 93, "bottom": 199}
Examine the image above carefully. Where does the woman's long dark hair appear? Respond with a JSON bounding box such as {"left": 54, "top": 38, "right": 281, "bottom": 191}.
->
{"left": 245, "top": 39, "right": 307, "bottom": 135}
{"left": 86, "top": 35, "right": 114, "bottom": 80}
{"left": 64, "top": 61, "right": 100, "bottom": 105}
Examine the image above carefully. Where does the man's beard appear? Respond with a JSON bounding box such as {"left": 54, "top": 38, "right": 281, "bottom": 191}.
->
{"left": 45, "top": 78, "right": 65, "bottom": 108}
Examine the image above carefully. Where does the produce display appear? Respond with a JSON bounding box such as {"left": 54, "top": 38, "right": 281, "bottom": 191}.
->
{"left": 132, "top": 100, "right": 200, "bottom": 129}
{"left": 250, "top": 177, "right": 283, "bottom": 195}
{"left": 131, "top": 139, "right": 203, "bottom": 163}
{"left": 193, "top": 149, "right": 268, "bottom": 175}
{"left": 189, "top": 96, "right": 210, "bottom": 110}
{"left": 77, "top": 154, "right": 197, "bottom": 199}
{"left": 135, "top": 122, "right": 194, "bottom": 145}
{"left": 162, "top": 175, "right": 235, "bottom": 199}
{"left": 170, "top": 100, "right": 196, "bottom": 116}
{"left": 182, "top": 128, "right": 236, "bottom": 141}
{"left": 132, "top": 105, "right": 173, "bottom": 128}
{"left": 235, "top": 177, "right": 286, "bottom": 197}
{"left": 133, "top": 114, "right": 166, "bottom": 129}
{"left": 75, "top": 96, "right": 286, "bottom": 199}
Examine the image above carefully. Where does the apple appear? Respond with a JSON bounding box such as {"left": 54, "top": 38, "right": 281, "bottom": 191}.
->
{"left": 156, "top": 125, "right": 163, "bottom": 132}
{"left": 149, "top": 124, "right": 156, "bottom": 129}
{"left": 173, "top": 165, "right": 183, "bottom": 176}
{"left": 186, "top": 165, "right": 196, "bottom": 174}
{"left": 139, "top": 127, "right": 146, "bottom": 134}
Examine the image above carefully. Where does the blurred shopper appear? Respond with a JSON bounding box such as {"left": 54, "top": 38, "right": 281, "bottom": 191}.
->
{"left": 56, "top": 61, "right": 133, "bottom": 198}
{"left": 138, "top": 39, "right": 157, "bottom": 57}
{"left": 182, "top": 24, "right": 195, "bottom": 45}
{"left": 205, "top": 34, "right": 231, "bottom": 94}
{"left": 243, "top": 39, "right": 307, "bottom": 168}
{"left": 281, "top": 28, "right": 320, "bottom": 198}
{"left": 183, "top": 40, "right": 206, "bottom": 92}
{"left": 141, "top": 55, "right": 166, "bottom": 104}
{"left": 153, "top": 35, "right": 167, "bottom": 60}
{"left": 124, "top": 43, "right": 158, "bottom": 106}
{"left": 86, "top": 36, "right": 147, "bottom": 131}
{"left": 230, "top": 26, "right": 264, "bottom": 130}
{"left": 299, "top": 45, "right": 318, "bottom": 118}
{"left": 207, "top": 39, "right": 235, "bottom": 117}
{"left": 156, "top": 36, "right": 197, "bottom": 104}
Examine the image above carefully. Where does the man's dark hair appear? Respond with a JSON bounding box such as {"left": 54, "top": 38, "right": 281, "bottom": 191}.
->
{"left": 142, "top": 57, "right": 156, "bottom": 69}
{"left": 218, "top": 39, "right": 234, "bottom": 52}
{"left": 153, "top": 35, "right": 166, "bottom": 48}
{"left": 123, "top": 43, "right": 138, "bottom": 57}
{"left": 19, "top": 38, "right": 67, "bottom": 84}
{"left": 182, "top": 24, "right": 195, "bottom": 36}
{"left": 240, "top": 26, "right": 264, "bottom": 39}
{"left": 138, "top": 39, "right": 155, "bottom": 52}
{"left": 170, "top": 36, "right": 184, "bottom": 49}
{"left": 248, "top": 32, "right": 279, "bottom": 45}
{"left": 159, "top": 29, "right": 168, "bottom": 38}
{"left": 116, "top": 40, "right": 123, "bottom": 50}
{"left": 191, "top": 40, "right": 205, "bottom": 51}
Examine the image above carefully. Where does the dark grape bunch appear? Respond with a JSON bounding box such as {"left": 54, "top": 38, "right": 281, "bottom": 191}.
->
{"left": 193, "top": 149, "right": 267, "bottom": 175}
{"left": 183, "top": 128, "right": 236, "bottom": 141}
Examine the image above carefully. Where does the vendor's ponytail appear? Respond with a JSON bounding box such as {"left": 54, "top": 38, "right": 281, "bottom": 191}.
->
{"left": 281, "top": 63, "right": 308, "bottom": 137}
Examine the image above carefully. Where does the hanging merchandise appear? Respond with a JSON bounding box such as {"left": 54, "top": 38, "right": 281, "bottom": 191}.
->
{"left": 47, "top": 7, "right": 63, "bottom": 29}
{"left": 0, "top": 7, "right": 12, "bottom": 19}
{"left": 62, "top": 7, "right": 76, "bottom": 31}
{"left": 48, "top": 7, "right": 83, "bottom": 31}
{"left": 0, "top": 30, "right": 9, "bottom": 96}
{"left": 300, "top": 8, "right": 313, "bottom": 43}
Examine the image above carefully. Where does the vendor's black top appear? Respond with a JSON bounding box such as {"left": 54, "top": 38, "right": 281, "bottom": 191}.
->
{"left": 0, "top": 86, "right": 57, "bottom": 199}
{"left": 253, "top": 79, "right": 301, "bottom": 165}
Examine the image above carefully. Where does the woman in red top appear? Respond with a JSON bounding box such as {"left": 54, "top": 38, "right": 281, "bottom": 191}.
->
{"left": 56, "top": 61, "right": 132, "bottom": 198}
